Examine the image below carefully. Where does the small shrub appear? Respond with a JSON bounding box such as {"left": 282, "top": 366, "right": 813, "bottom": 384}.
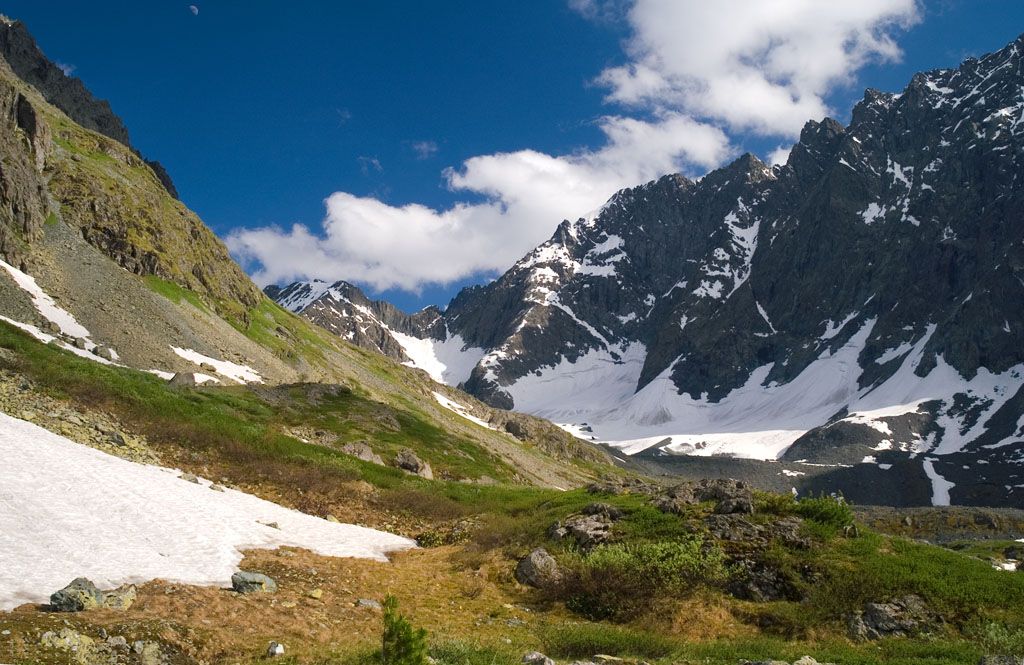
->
{"left": 382, "top": 595, "right": 428, "bottom": 665}
{"left": 561, "top": 538, "right": 727, "bottom": 621}
{"left": 973, "top": 621, "right": 1024, "bottom": 655}
{"left": 755, "top": 491, "right": 797, "bottom": 516}
{"left": 795, "top": 493, "right": 853, "bottom": 529}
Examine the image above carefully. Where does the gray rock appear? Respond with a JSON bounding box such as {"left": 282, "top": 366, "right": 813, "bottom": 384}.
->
{"left": 521, "top": 652, "right": 555, "bottom": 665}
{"left": 514, "top": 548, "right": 564, "bottom": 589}
{"left": 50, "top": 577, "right": 105, "bottom": 611}
{"left": 549, "top": 513, "right": 614, "bottom": 550}
{"left": 93, "top": 345, "right": 116, "bottom": 361}
{"left": 704, "top": 514, "right": 766, "bottom": 544}
{"left": 729, "top": 559, "right": 799, "bottom": 602}
{"left": 168, "top": 372, "right": 197, "bottom": 388}
{"left": 582, "top": 502, "right": 625, "bottom": 521}
{"left": 355, "top": 598, "right": 382, "bottom": 609}
{"left": 267, "top": 641, "right": 285, "bottom": 658}
{"left": 1004, "top": 545, "right": 1024, "bottom": 560}
{"left": 342, "top": 442, "right": 384, "bottom": 466}
{"left": 393, "top": 448, "right": 433, "bottom": 479}
{"left": 103, "top": 584, "right": 136, "bottom": 610}
{"left": 846, "top": 594, "right": 938, "bottom": 641}
{"left": 979, "top": 657, "right": 1024, "bottom": 665}
{"left": 231, "top": 571, "right": 277, "bottom": 594}
{"left": 73, "top": 337, "right": 87, "bottom": 349}
{"left": 714, "top": 496, "right": 754, "bottom": 514}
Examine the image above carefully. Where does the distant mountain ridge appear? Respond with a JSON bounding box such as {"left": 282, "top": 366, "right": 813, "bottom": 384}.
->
{"left": 273, "top": 34, "right": 1024, "bottom": 506}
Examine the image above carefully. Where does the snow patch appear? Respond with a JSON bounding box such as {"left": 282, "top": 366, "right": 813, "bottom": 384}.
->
{"left": 0, "top": 412, "right": 414, "bottom": 611}
{"left": 0, "top": 260, "right": 94, "bottom": 343}
{"left": 922, "top": 458, "right": 954, "bottom": 506}
{"left": 170, "top": 347, "right": 263, "bottom": 384}
{"left": 432, "top": 392, "right": 494, "bottom": 430}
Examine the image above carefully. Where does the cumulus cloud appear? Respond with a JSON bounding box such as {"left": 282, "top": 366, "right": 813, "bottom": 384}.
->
{"left": 228, "top": 112, "right": 731, "bottom": 291}
{"left": 56, "top": 62, "right": 76, "bottom": 77}
{"left": 229, "top": 1, "right": 920, "bottom": 294}
{"left": 597, "top": 0, "right": 920, "bottom": 136}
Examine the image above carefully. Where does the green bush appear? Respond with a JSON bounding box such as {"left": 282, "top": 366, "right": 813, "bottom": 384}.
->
{"left": 382, "top": 595, "right": 428, "bottom": 665}
{"left": 973, "top": 621, "right": 1024, "bottom": 656}
{"left": 561, "top": 538, "right": 727, "bottom": 621}
{"left": 754, "top": 491, "right": 797, "bottom": 516}
{"left": 795, "top": 493, "right": 853, "bottom": 529}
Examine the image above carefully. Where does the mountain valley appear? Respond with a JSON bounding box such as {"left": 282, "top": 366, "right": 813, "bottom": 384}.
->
{"left": 2, "top": 13, "right": 1024, "bottom": 665}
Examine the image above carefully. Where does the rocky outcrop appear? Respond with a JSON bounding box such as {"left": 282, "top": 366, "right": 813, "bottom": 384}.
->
{"left": 0, "top": 71, "right": 51, "bottom": 270}
{"left": 393, "top": 448, "right": 433, "bottom": 479}
{"left": 50, "top": 578, "right": 105, "bottom": 611}
{"left": 0, "top": 16, "right": 177, "bottom": 198}
{"left": 846, "top": 594, "right": 941, "bottom": 641}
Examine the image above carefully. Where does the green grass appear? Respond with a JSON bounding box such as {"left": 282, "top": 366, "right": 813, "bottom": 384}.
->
{"left": 538, "top": 623, "right": 679, "bottom": 659}
{"left": 142, "top": 275, "right": 210, "bottom": 312}
{"left": 0, "top": 321, "right": 520, "bottom": 497}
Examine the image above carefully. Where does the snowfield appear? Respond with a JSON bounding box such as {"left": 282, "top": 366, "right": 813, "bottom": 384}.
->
{"left": 0, "top": 412, "right": 415, "bottom": 611}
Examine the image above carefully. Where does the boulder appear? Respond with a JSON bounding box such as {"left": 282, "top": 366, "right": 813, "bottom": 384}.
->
{"left": 714, "top": 496, "right": 754, "bottom": 514}
{"left": 103, "top": 584, "right": 137, "bottom": 610}
{"left": 393, "top": 448, "right": 433, "bottom": 479}
{"left": 50, "top": 577, "right": 105, "bottom": 611}
{"left": 93, "top": 345, "right": 116, "bottom": 361}
{"left": 231, "top": 571, "right": 277, "bottom": 594}
{"left": 549, "top": 513, "right": 614, "bottom": 550}
{"left": 168, "top": 372, "right": 197, "bottom": 388}
{"left": 355, "top": 598, "right": 382, "bottom": 609}
{"left": 1004, "top": 545, "right": 1024, "bottom": 560}
{"left": 846, "top": 595, "right": 939, "bottom": 641}
{"left": 514, "top": 548, "right": 564, "bottom": 590}
{"left": 342, "top": 442, "right": 384, "bottom": 466}
{"left": 704, "top": 514, "right": 766, "bottom": 545}
{"left": 729, "top": 559, "right": 800, "bottom": 602}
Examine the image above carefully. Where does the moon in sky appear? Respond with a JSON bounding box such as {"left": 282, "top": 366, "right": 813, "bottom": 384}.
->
{"left": 189, "top": 5, "right": 198, "bottom": 15}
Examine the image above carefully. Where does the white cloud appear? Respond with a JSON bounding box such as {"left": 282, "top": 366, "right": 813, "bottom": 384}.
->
{"left": 230, "top": 1, "right": 919, "bottom": 294}
{"left": 56, "top": 62, "right": 76, "bottom": 77}
{"left": 410, "top": 140, "right": 439, "bottom": 160}
{"left": 597, "top": 0, "right": 920, "bottom": 136}
{"left": 228, "top": 113, "right": 732, "bottom": 292}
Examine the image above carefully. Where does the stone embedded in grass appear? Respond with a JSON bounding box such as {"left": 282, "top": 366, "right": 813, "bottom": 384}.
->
{"left": 514, "top": 548, "right": 563, "bottom": 589}
{"left": 50, "top": 577, "right": 105, "bottom": 611}
{"left": 231, "top": 571, "right": 277, "bottom": 594}
{"left": 393, "top": 448, "right": 433, "bottom": 479}
{"left": 355, "top": 598, "right": 381, "bottom": 609}
{"left": 266, "top": 641, "right": 285, "bottom": 657}
{"left": 521, "top": 652, "right": 554, "bottom": 665}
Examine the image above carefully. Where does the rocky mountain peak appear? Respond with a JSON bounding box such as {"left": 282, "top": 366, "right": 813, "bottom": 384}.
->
{"left": 0, "top": 18, "right": 177, "bottom": 198}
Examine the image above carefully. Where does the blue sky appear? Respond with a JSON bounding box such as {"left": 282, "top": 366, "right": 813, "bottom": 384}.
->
{"left": 5, "top": 1, "right": 1024, "bottom": 312}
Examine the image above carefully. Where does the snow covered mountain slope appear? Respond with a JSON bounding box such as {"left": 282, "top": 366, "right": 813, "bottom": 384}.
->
{"left": 274, "top": 35, "right": 1024, "bottom": 505}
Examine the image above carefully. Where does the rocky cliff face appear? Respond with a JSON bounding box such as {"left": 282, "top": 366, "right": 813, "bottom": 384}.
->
{"left": 274, "top": 34, "right": 1024, "bottom": 505}
{"left": 0, "top": 16, "right": 177, "bottom": 198}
